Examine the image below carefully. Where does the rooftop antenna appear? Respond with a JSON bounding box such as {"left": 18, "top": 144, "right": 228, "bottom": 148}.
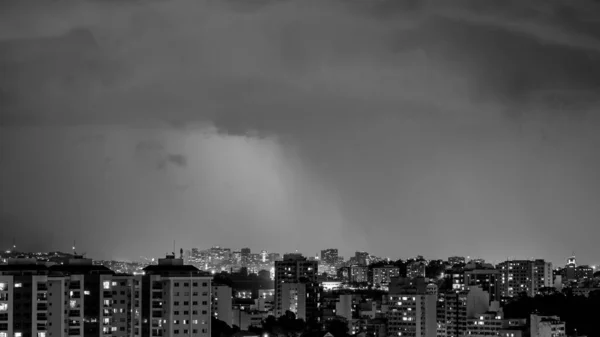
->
{"left": 73, "top": 240, "right": 76, "bottom": 255}
{"left": 12, "top": 237, "right": 16, "bottom": 251}
{"left": 173, "top": 240, "right": 176, "bottom": 256}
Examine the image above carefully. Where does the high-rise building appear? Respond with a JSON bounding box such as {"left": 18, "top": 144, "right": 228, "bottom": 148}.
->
{"left": 212, "top": 284, "right": 232, "bottom": 325}
{"left": 267, "top": 253, "right": 281, "bottom": 263}
{"left": 274, "top": 254, "right": 319, "bottom": 321}
{"left": 498, "top": 260, "right": 552, "bottom": 298}
{"left": 386, "top": 282, "right": 438, "bottom": 337}
{"left": 443, "top": 286, "right": 490, "bottom": 337}
{"left": 0, "top": 255, "right": 143, "bottom": 337}
{"left": 141, "top": 254, "right": 212, "bottom": 337}
{"left": 372, "top": 265, "right": 400, "bottom": 286}
{"left": 349, "top": 266, "right": 368, "bottom": 283}
{"left": 320, "top": 249, "right": 339, "bottom": 266}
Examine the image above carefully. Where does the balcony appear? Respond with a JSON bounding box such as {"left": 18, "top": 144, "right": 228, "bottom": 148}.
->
{"left": 68, "top": 310, "right": 80, "bottom": 317}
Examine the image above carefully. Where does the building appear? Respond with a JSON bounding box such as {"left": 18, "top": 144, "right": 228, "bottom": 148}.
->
{"left": 443, "top": 286, "right": 490, "bottom": 337}
{"left": 355, "top": 252, "right": 370, "bottom": 267}
{"left": 335, "top": 294, "right": 352, "bottom": 320}
{"left": 498, "top": 260, "right": 552, "bottom": 298}
{"left": 372, "top": 266, "right": 400, "bottom": 287}
{"left": 530, "top": 314, "right": 566, "bottom": 337}
{"left": 350, "top": 266, "right": 369, "bottom": 284}
{"left": 386, "top": 283, "right": 437, "bottom": 337}
{"left": 407, "top": 261, "right": 426, "bottom": 279}
{"left": 241, "top": 249, "right": 251, "bottom": 267}
{"left": 447, "top": 257, "right": 466, "bottom": 266}
{"left": 320, "top": 249, "right": 339, "bottom": 266}
{"left": 274, "top": 254, "right": 319, "bottom": 321}
{"left": 141, "top": 254, "right": 212, "bottom": 337}
{"left": 465, "top": 311, "right": 503, "bottom": 337}
{"left": 0, "top": 255, "right": 143, "bottom": 337}
{"left": 212, "top": 284, "right": 232, "bottom": 324}
{"left": 463, "top": 267, "right": 501, "bottom": 303}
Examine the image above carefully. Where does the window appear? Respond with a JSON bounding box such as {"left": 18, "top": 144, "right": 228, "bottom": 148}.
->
{"left": 174, "top": 320, "right": 179, "bottom": 324}
{"left": 202, "top": 283, "right": 207, "bottom": 287}
{"left": 15, "top": 333, "right": 22, "bottom": 337}
{"left": 184, "top": 311, "right": 189, "bottom": 315}
{"left": 183, "top": 320, "right": 188, "bottom": 325}
{"left": 192, "top": 292, "right": 198, "bottom": 296}
{"left": 184, "top": 283, "right": 189, "bottom": 287}
{"left": 84, "top": 291, "right": 90, "bottom": 295}
{"left": 38, "top": 333, "right": 46, "bottom": 337}
{"left": 174, "top": 302, "right": 179, "bottom": 306}
{"left": 184, "top": 302, "right": 189, "bottom": 306}
{"left": 174, "top": 283, "right": 180, "bottom": 287}
{"left": 14, "top": 283, "right": 22, "bottom": 288}
{"left": 192, "top": 283, "right": 198, "bottom": 287}
{"left": 103, "top": 282, "right": 110, "bottom": 290}
{"left": 0, "top": 304, "right": 7, "bottom": 311}
{"left": 201, "top": 311, "right": 207, "bottom": 315}
{"left": 174, "top": 330, "right": 179, "bottom": 335}
{"left": 202, "top": 301, "right": 207, "bottom": 305}
{"left": 193, "top": 320, "right": 198, "bottom": 324}
{"left": 0, "top": 283, "right": 6, "bottom": 291}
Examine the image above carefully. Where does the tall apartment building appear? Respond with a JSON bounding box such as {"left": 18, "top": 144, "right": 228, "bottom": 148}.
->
{"left": 0, "top": 258, "right": 51, "bottom": 337}
{"left": 372, "top": 266, "right": 400, "bottom": 287}
{"left": 443, "top": 286, "right": 489, "bottom": 337}
{"left": 211, "top": 284, "right": 232, "bottom": 324}
{"left": 274, "top": 254, "right": 319, "bottom": 321}
{"left": 350, "top": 266, "right": 368, "bottom": 283}
{"left": 386, "top": 283, "right": 438, "bottom": 337}
{"left": 463, "top": 267, "right": 501, "bottom": 303}
{"left": 141, "top": 254, "right": 212, "bottom": 337}
{"left": 498, "top": 260, "right": 552, "bottom": 298}
{"left": 0, "top": 255, "right": 143, "bottom": 337}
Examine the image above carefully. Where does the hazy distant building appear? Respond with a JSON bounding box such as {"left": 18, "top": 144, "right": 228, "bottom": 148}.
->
{"left": 320, "top": 249, "right": 339, "bottom": 266}
{"left": 407, "top": 260, "right": 426, "bottom": 279}
{"left": 354, "top": 252, "right": 369, "bottom": 266}
{"left": 274, "top": 254, "right": 319, "bottom": 321}
{"left": 448, "top": 257, "right": 466, "bottom": 266}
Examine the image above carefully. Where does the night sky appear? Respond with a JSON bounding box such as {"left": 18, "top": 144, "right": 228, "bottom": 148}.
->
{"left": 1, "top": 0, "right": 600, "bottom": 265}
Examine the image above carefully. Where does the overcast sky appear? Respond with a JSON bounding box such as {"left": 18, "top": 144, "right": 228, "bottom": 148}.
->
{"left": 1, "top": 0, "right": 600, "bottom": 265}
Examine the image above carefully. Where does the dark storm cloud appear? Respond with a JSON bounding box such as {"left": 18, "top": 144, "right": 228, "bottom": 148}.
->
{"left": 2, "top": 0, "right": 600, "bottom": 262}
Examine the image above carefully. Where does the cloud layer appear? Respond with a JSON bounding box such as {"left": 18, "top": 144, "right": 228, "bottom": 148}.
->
{"left": 1, "top": 0, "right": 600, "bottom": 262}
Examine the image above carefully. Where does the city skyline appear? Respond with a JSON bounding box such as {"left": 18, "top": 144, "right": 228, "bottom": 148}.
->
{"left": 2, "top": 0, "right": 600, "bottom": 266}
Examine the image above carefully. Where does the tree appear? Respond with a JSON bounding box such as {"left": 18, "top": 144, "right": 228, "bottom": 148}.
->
{"left": 324, "top": 316, "right": 350, "bottom": 337}
{"left": 212, "top": 317, "right": 235, "bottom": 337}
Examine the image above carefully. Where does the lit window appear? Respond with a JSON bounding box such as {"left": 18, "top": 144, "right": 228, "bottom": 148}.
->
{"left": 0, "top": 303, "right": 8, "bottom": 311}
{"left": 0, "top": 283, "right": 6, "bottom": 291}
{"left": 103, "top": 281, "right": 110, "bottom": 290}
{"left": 38, "top": 333, "right": 46, "bottom": 337}
{"left": 15, "top": 333, "right": 22, "bottom": 337}
{"left": 0, "top": 333, "right": 6, "bottom": 337}
{"left": 14, "top": 283, "right": 22, "bottom": 288}
{"left": 84, "top": 291, "right": 90, "bottom": 295}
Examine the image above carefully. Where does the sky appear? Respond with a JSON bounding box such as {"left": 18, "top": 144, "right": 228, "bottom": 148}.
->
{"left": 1, "top": 0, "right": 600, "bottom": 265}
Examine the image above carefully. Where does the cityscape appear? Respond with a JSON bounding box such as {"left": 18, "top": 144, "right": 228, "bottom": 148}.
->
{"left": 0, "top": 247, "right": 599, "bottom": 337}
{"left": 2, "top": 0, "right": 600, "bottom": 337}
